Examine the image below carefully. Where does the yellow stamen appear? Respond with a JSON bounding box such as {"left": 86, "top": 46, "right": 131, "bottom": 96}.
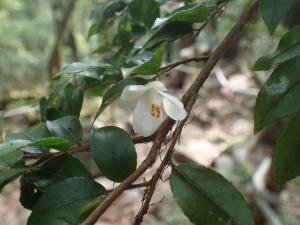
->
{"left": 150, "top": 104, "right": 161, "bottom": 118}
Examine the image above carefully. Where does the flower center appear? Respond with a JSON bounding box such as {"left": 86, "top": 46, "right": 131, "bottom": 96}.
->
{"left": 150, "top": 104, "right": 161, "bottom": 118}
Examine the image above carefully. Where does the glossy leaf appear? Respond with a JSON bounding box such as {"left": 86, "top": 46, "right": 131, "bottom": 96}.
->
{"left": 88, "top": 0, "right": 126, "bottom": 38}
{"left": 259, "top": 0, "right": 293, "bottom": 34}
{"left": 171, "top": 163, "right": 254, "bottom": 225}
{"left": 94, "top": 77, "right": 147, "bottom": 120}
{"left": 144, "top": 21, "right": 193, "bottom": 49}
{"left": 129, "top": 0, "right": 160, "bottom": 28}
{"left": 276, "top": 113, "right": 300, "bottom": 184}
{"left": 0, "top": 138, "right": 70, "bottom": 167}
{"left": 31, "top": 154, "right": 92, "bottom": 192}
{"left": 27, "top": 177, "right": 106, "bottom": 225}
{"left": 0, "top": 168, "right": 29, "bottom": 192}
{"left": 126, "top": 45, "right": 164, "bottom": 76}
{"left": 6, "top": 123, "right": 51, "bottom": 153}
{"left": 91, "top": 126, "right": 137, "bottom": 182}
{"left": 46, "top": 116, "right": 83, "bottom": 144}
{"left": 20, "top": 175, "right": 43, "bottom": 210}
{"left": 79, "top": 195, "right": 106, "bottom": 222}
{"left": 0, "top": 140, "right": 31, "bottom": 167}
{"left": 254, "top": 58, "right": 300, "bottom": 132}
{"left": 253, "top": 25, "right": 300, "bottom": 71}
{"left": 56, "top": 61, "right": 106, "bottom": 77}
{"left": 29, "top": 138, "right": 70, "bottom": 152}
{"left": 59, "top": 84, "right": 84, "bottom": 118}
{"left": 153, "top": 4, "right": 209, "bottom": 28}
{"left": 102, "top": 0, "right": 126, "bottom": 21}
{"left": 42, "top": 84, "right": 84, "bottom": 120}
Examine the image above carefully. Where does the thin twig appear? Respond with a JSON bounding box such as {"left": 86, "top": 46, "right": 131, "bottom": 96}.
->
{"left": 81, "top": 1, "right": 258, "bottom": 224}
{"left": 133, "top": 120, "right": 187, "bottom": 225}
{"left": 193, "top": 0, "right": 228, "bottom": 39}
{"left": 159, "top": 56, "right": 209, "bottom": 75}
{"left": 24, "top": 135, "right": 154, "bottom": 160}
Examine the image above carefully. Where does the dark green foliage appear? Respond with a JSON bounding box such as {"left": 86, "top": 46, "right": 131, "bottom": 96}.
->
{"left": 94, "top": 77, "right": 147, "bottom": 120}
{"left": 259, "top": 0, "right": 293, "bottom": 34}
{"left": 91, "top": 126, "right": 137, "bottom": 182}
{"left": 129, "top": 0, "right": 160, "bottom": 28}
{"left": 6, "top": 123, "right": 51, "bottom": 153}
{"left": 170, "top": 164, "right": 255, "bottom": 225}
{"left": 27, "top": 178, "right": 106, "bottom": 225}
{"left": 276, "top": 113, "right": 300, "bottom": 184}
{"left": 253, "top": 25, "right": 300, "bottom": 71}
{"left": 46, "top": 116, "right": 83, "bottom": 145}
{"left": 254, "top": 58, "right": 300, "bottom": 132}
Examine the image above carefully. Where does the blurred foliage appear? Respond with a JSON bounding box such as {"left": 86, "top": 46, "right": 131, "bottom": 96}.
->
{"left": 0, "top": 0, "right": 94, "bottom": 95}
{"left": 0, "top": 0, "right": 288, "bottom": 96}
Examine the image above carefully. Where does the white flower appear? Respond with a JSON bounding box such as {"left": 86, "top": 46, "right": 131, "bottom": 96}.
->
{"left": 119, "top": 81, "right": 187, "bottom": 137}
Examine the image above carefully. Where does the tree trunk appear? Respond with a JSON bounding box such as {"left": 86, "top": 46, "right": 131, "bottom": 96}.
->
{"left": 48, "top": 0, "right": 78, "bottom": 77}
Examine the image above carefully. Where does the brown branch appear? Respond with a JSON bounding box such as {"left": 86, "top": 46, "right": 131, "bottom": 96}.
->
{"left": 193, "top": 0, "right": 228, "bottom": 39}
{"left": 133, "top": 120, "right": 187, "bottom": 225}
{"left": 159, "top": 56, "right": 209, "bottom": 75}
{"left": 24, "top": 135, "right": 154, "bottom": 160}
{"left": 81, "top": 1, "right": 258, "bottom": 225}
{"left": 81, "top": 118, "right": 174, "bottom": 225}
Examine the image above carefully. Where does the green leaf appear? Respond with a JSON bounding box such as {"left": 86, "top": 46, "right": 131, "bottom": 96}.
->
{"left": 29, "top": 138, "right": 70, "bottom": 152}
{"left": 125, "top": 45, "right": 165, "bottom": 77}
{"left": 153, "top": 4, "right": 209, "bottom": 28}
{"left": 144, "top": 21, "right": 193, "bottom": 49}
{"left": 0, "top": 140, "right": 31, "bottom": 167}
{"left": 56, "top": 61, "right": 107, "bottom": 77}
{"left": 254, "top": 58, "right": 300, "bottom": 132}
{"left": 20, "top": 155, "right": 92, "bottom": 210}
{"left": 20, "top": 175, "right": 43, "bottom": 210}
{"left": 0, "top": 138, "right": 70, "bottom": 167}
{"left": 31, "top": 154, "right": 93, "bottom": 192}
{"left": 170, "top": 163, "right": 255, "bottom": 225}
{"left": 27, "top": 177, "right": 106, "bottom": 225}
{"left": 6, "top": 123, "right": 51, "bottom": 153}
{"left": 0, "top": 150, "right": 23, "bottom": 168}
{"left": 88, "top": 1, "right": 126, "bottom": 38}
{"left": 253, "top": 25, "right": 300, "bottom": 71}
{"left": 42, "top": 83, "right": 84, "bottom": 120}
{"left": 276, "top": 113, "right": 300, "bottom": 184}
{"left": 91, "top": 126, "right": 137, "bottom": 182}
{"left": 55, "top": 61, "right": 122, "bottom": 82}
{"left": 259, "top": 0, "right": 293, "bottom": 34}
{"left": 129, "top": 0, "right": 160, "bottom": 28}
{"left": 0, "top": 168, "right": 29, "bottom": 192}
{"left": 46, "top": 116, "right": 83, "bottom": 145}
{"left": 79, "top": 195, "right": 106, "bottom": 223}
{"left": 94, "top": 77, "right": 147, "bottom": 120}
{"left": 59, "top": 84, "right": 84, "bottom": 118}
{"left": 113, "top": 18, "right": 134, "bottom": 53}
{"left": 102, "top": 0, "right": 126, "bottom": 21}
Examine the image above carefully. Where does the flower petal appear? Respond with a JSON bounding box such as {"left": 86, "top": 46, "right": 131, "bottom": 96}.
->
{"left": 159, "top": 91, "right": 187, "bottom": 121}
{"left": 119, "top": 85, "right": 150, "bottom": 111}
{"left": 132, "top": 91, "right": 165, "bottom": 137}
{"left": 147, "top": 81, "right": 167, "bottom": 92}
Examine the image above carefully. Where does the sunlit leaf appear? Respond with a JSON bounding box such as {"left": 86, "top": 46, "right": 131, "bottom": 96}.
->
{"left": 253, "top": 25, "right": 300, "bottom": 70}
{"left": 254, "top": 58, "right": 300, "bottom": 132}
